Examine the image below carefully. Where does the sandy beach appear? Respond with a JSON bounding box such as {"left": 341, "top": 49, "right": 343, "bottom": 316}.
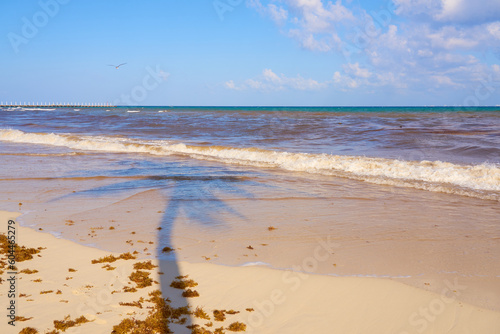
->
{"left": 2, "top": 207, "right": 500, "bottom": 334}
{"left": 2, "top": 0, "right": 500, "bottom": 332}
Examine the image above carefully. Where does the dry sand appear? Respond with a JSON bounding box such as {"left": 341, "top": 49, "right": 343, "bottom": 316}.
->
{"left": 1, "top": 210, "right": 500, "bottom": 334}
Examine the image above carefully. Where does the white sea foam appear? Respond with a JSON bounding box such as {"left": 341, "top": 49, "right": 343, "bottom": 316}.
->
{"left": 1, "top": 129, "right": 499, "bottom": 200}
{"left": 21, "top": 108, "right": 56, "bottom": 111}
{"left": 241, "top": 261, "right": 272, "bottom": 267}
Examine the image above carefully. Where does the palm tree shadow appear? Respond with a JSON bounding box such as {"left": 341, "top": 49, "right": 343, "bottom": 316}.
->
{"left": 50, "top": 163, "right": 289, "bottom": 331}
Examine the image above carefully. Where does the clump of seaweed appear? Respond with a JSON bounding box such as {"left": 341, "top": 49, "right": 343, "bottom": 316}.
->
{"left": 129, "top": 270, "right": 153, "bottom": 289}
{"left": 15, "top": 316, "right": 33, "bottom": 322}
{"left": 267, "top": 226, "right": 277, "bottom": 231}
{"left": 194, "top": 306, "right": 210, "bottom": 320}
{"left": 133, "top": 260, "right": 157, "bottom": 270}
{"left": 68, "top": 268, "right": 77, "bottom": 272}
{"left": 162, "top": 246, "right": 174, "bottom": 253}
{"left": 182, "top": 289, "right": 200, "bottom": 298}
{"left": 91, "top": 252, "right": 136, "bottom": 264}
{"left": 91, "top": 254, "right": 119, "bottom": 264}
{"left": 192, "top": 327, "right": 213, "bottom": 334}
{"left": 0, "top": 234, "right": 41, "bottom": 262}
{"left": 123, "top": 286, "right": 137, "bottom": 293}
{"left": 213, "top": 310, "right": 226, "bottom": 322}
{"left": 119, "top": 301, "right": 143, "bottom": 308}
{"left": 40, "top": 290, "right": 54, "bottom": 294}
{"left": 170, "top": 276, "right": 198, "bottom": 289}
{"left": 19, "top": 328, "right": 38, "bottom": 334}
{"left": 111, "top": 289, "right": 191, "bottom": 334}
{"left": 53, "top": 315, "right": 92, "bottom": 332}
{"left": 227, "top": 322, "right": 246, "bottom": 332}
{"left": 20, "top": 269, "right": 38, "bottom": 274}
{"left": 226, "top": 310, "right": 239, "bottom": 315}
{"left": 120, "top": 252, "right": 136, "bottom": 260}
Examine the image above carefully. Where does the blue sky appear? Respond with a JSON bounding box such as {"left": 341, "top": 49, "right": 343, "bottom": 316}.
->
{"left": 1, "top": 0, "right": 499, "bottom": 106}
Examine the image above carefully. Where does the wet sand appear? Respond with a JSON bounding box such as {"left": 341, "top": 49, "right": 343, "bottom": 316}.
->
{"left": 4, "top": 169, "right": 500, "bottom": 313}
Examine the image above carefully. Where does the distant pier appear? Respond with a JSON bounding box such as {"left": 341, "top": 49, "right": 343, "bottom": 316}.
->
{"left": 0, "top": 102, "right": 116, "bottom": 108}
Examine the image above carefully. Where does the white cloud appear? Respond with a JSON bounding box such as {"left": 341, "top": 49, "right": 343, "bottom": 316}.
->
{"left": 249, "top": 0, "right": 500, "bottom": 95}
{"left": 417, "top": 49, "right": 433, "bottom": 57}
{"left": 247, "top": 0, "right": 288, "bottom": 25}
{"left": 268, "top": 4, "right": 288, "bottom": 25}
{"left": 436, "top": 0, "right": 500, "bottom": 23}
{"left": 488, "top": 22, "right": 500, "bottom": 39}
{"left": 333, "top": 62, "right": 408, "bottom": 89}
{"left": 393, "top": 0, "right": 442, "bottom": 18}
{"left": 263, "top": 68, "right": 282, "bottom": 83}
{"left": 225, "top": 69, "right": 328, "bottom": 91}
{"left": 394, "top": 0, "right": 500, "bottom": 23}
{"left": 345, "top": 62, "right": 371, "bottom": 78}
{"left": 287, "top": 0, "right": 355, "bottom": 51}
{"left": 427, "top": 26, "right": 480, "bottom": 50}
{"left": 288, "top": 29, "right": 337, "bottom": 51}
{"left": 249, "top": 0, "right": 356, "bottom": 51}
{"left": 286, "top": 0, "right": 355, "bottom": 32}
{"left": 224, "top": 80, "right": 239, "bottom": 90}
{"left": 333, "top": 71, "right": 359, "bottom": 88}
{"left": 431, "top": 74, "right": 460, "bottom": 87}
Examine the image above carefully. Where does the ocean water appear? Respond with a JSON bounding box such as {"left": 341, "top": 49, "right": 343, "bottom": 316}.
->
{"left": 2, "top": 106, "right": 500, "bottom": 312}
{"left": 0, "top": 106, "right": 499, "bottom": 201}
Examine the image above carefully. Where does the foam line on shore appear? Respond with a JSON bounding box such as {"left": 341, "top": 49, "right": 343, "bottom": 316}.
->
{"left": 1, "top": 128, "right": 499, "bottom": 200}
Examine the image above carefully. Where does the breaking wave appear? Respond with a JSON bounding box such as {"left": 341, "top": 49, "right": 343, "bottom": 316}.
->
{"left": 1, "top": 128, "right": 498, "bottom": 200}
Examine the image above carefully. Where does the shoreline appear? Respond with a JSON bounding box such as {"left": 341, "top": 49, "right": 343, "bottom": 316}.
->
{"left": 8, "top": 181, "right": 500, "bottom": 313}
{"left": 1, "top": 210, "right": 500, "bottom": 333}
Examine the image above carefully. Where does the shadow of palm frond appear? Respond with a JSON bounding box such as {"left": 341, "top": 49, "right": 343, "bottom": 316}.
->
{"left": 48, "top": 162, "right": 284, "bottom": 330}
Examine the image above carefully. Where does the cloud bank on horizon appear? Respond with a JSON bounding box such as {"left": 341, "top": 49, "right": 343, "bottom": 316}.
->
{"left": 226, "top": 0, "right": 500, "bottom": 100}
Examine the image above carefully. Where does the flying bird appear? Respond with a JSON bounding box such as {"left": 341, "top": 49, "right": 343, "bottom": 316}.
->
{"left": 108, "top": 63, "right": 127, "bottom": 69}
